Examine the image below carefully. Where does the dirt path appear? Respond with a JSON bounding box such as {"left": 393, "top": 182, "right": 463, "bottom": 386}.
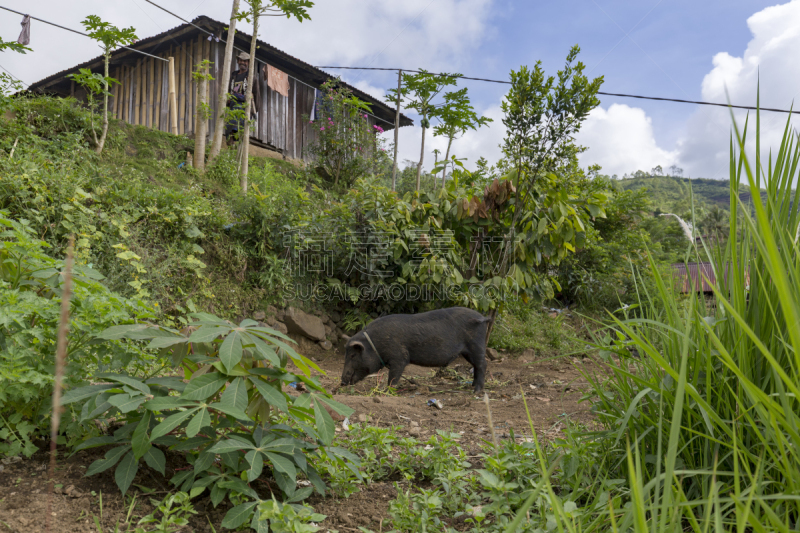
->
{"left": 0, "top": 350, "right": 598, "bottom": 533}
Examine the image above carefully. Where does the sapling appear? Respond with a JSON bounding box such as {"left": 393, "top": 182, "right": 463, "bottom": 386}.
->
{"left": 79, "top": 16, "right": 137, "bottom": 154}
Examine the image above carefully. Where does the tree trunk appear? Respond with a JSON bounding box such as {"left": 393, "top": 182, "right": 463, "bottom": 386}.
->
{"left": 95, "top": 50, "right": 111, "bottom": 154}
{"left": 239, "top": 12, "right": 259, "bottom": 194}
{"left": 416, "top": 123, "right": 426, "bottom": 191}
{"left": 441, "top": 135, "right": 453, "bottom": 189}
{"left": 208, "top": 0, "right": 240, "bottom": 164}
{"left": 193, "top": 68, "right": 208, "bottom": 171}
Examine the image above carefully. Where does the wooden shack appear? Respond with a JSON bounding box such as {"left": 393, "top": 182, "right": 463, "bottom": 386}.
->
{"left": 27, "top": 16, "right": 412, "bottom": 161}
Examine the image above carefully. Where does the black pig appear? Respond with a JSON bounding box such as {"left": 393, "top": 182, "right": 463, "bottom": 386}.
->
{"left": 340, "top": 307, "right": 490, "bottom": 393}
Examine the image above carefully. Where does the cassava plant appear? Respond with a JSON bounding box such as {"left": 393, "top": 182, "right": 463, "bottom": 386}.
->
{"left": 68, "top": 68, "right": 118, "bottom": 150}
{"left": 63, "top": 313, "right": 355, "bottom": 530}
{"left": 79, "top": 16, "right": 137, "bottom": 154}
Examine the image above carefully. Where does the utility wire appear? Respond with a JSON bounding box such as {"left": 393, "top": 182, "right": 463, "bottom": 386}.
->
{"left": 316, "top": 65, "right": 800, "bottom": 116}
{"left": 0, "top": 5, "right": 168, "bottom": 62}
{"left": 0, "top": 62, "right": 28, "bottom": 87}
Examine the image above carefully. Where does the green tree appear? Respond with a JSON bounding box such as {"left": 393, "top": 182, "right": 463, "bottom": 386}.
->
{"left": 0, "top": 39, "right": 31, "bottom": 106}
{"left": 431, "top": 87, "right": 492, "bottom": 189}
{"left": 236, "top": 0, "right": 313, "bottom": 193}
{"left": 485, "top": 45, "right": 604, "bottom": 338}
{"left": 386, "top": 70, "right": 459, "bottom": 191}
{"left": 80, "top": 16, "right": 137, "bottom": 155}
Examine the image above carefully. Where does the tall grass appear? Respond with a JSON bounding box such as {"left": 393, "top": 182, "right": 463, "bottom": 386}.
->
{"left": 508, "top": 110, "right": 800, "bottom": 531}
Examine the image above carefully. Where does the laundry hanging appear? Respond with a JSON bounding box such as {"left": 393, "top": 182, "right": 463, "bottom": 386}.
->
{"left": 266, "top": 64, "right": 289, "bottom": 97}
{"left": 17, "top": 15, "right": 31, "bottom": 46}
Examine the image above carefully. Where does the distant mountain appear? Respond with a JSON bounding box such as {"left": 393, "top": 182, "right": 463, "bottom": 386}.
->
{"left": 616, "top": 175, "right": 766, "bottom": 213}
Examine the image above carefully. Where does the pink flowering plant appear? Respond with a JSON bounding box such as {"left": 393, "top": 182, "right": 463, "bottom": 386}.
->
{"left": 304, "top": 80, "right": 390, "bottom": 189}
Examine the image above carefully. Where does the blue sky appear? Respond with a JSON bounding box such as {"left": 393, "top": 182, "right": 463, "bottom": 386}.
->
{"left": 2, "top": 0, "right": 798, "bottom": 179}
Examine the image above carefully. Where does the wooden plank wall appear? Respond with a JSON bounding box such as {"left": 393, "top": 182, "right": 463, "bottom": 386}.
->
{"left": 99, "top": 32, "right": 345, "bottom": 162}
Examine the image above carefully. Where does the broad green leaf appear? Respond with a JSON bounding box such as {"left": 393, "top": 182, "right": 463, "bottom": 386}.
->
{"left": 107, "top": 394, "right": 146, "bottom": 414}
{"left": 143, "top": 397, "right": 196, "bottom": 411}
{"left": 85, "top": 446, "right": 130, "bottom": 476}
{"left": 181, "top": 373, "right": 227, "bottom": 401}
{"left": 248, "top": 335, "right": 280, "bottom": 366}
{"left": 218, "top": 478, "right": 258, "bottom": 499}
{"left": 185, "top": 408, "right": 210, "bottom": 438}
{"left": 313, "top": 398, "right": 335, "bottom": 445}
{"left": 143, "top": 446, "right": 166, "bottom": 475}
{"left": 61, "top": 384, "right": 116, "bottom": 405}
{"left": 207, "top": 402, "right": 249, "bottom": 421}
{"left": 146, "top": 336, "right": 188, "bottom": 350}
{"left": 115, "top": 451, "right": 138, "bottom": 495}
{"left": 314, "top": 394, "right": 355, "bottom": 417}
{"left": 220, "top": 378, "right": 248, "bottom": 412}
{"left": 96, "top": 374, "right": 150, "bottom": 395}
{"left": 249, "top": 377, "right": 288, "bottom": 413}
{"left": 265, "top": 452, "right": 296, "bottom": 482}
{"left": 131, "top": 412, "right": 152, "bottom": 460}
{"left": 188, "top": 326, "right": 229, "bottom": 343}
{"left": 244, "top": 449, "right": 264, "bottom": 481}
{"left": 150, "top": 407, "right": 200, "bottom": 440}
{"left": 209, "top": 439, "right": 255, "bottom": 454}
{"left": 96, "top": 324, "right": 151, "bottom": 340}
{"left": 221, "top": 502, "right": 258, "bottom": 529}
{"left": 219, "top": 331, "right": 244, "bottom": 371}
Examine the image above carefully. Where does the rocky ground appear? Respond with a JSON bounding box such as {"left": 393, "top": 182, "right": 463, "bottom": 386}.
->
{"left": 0, "top": 306, "right": 600, "bottom": 533}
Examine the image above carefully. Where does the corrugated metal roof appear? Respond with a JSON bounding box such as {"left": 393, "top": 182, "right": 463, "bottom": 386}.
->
{"left": 671, "top": 262, "right": 750, "bottom": 293}
{"left": 27, "top": 15, "right": 412, "bottom": 128}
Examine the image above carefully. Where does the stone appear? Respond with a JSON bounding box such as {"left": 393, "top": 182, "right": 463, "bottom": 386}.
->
{"left": 288, "top": 332, "right": 319, "bottom": 354}
{"left": 272, "top": 321, "right": 288, "bottom": 335}
{"left": 276, "top": 308, "right": 285, "bottom": 320}
{"left": 266, "top": 305, "right": 278, "bottom": 316}
{"left": 408, "top": 426, "right": 422, "bottom": 437}
{"left": 321, "top": 314, "right": 331, "bottom": 325}
{"left": 410, "top": 421, "right": 419, "bottom": 427}
{"left": 486, "top": 347, "right": 500, "bottom": 361}
{"left": 372, "top": 397, "right": 381, "bottom": 404}
{"left": 253, "top": 310, "right": 266, "bottom": 321}
{"left": 283, "top": 307, "right": 326, "bottom": 341}
{"left": 357, "top": 414, "right": 369, "bottom": 423}
{"left": 266, "top": 316, "right": 277, "bottom": 326}
{"left": 330, "top": 311, "right": 341, "bottom": 323}
{"left": 319, "top": 340, "right": 333, "bottom": 351}
{"left": 324, "top": 324, "right": 333, "bottom": 335}
{"left": 521, "top": 348, "right": 536, "bottom": 360}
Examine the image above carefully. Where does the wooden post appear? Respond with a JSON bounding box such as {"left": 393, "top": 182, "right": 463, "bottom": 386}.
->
{"left": 154, "top": 60, "right": 162, "bottom": 130}
{"left": 134, "top": 59, "right": 141, "bottom": 125}
{"left": 168, "top": 56, "right": 178, "bottom": 135}
{"left": 391, "top": 69, "right": 402, "bottom": 192}
{"left": 149, "top": 58, "right": 155, "bottom": 128}
{"left": 178, "top": 43, "right": 185, "bottom": 134}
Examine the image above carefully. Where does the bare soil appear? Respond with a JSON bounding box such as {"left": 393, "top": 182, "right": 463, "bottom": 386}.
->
{"left": 0, "top": 347, "right": 599, "bottom": 533}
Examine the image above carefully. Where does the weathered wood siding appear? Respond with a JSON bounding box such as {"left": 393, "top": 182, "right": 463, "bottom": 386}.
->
{"left": 103, "top": 35, "right": 324, "bottom": 161}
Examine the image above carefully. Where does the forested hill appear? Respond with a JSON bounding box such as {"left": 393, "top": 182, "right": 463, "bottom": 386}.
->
{"left": 617, "top": 175, "right": 766, "bottom": 213}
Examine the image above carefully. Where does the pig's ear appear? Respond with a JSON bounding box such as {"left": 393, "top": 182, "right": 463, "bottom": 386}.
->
{"left": 350, "top": 341, "right": 364, "bottom": 353}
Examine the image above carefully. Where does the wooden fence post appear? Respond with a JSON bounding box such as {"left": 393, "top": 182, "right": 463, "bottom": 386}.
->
{"left": 168, "top": 57, "right": 178, "bottom": 135}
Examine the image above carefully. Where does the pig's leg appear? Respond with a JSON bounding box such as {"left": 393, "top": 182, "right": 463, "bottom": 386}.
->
{"left": 463, "top": 341, "right": 487, "bottom": 393}
{"left": 387, "top": 363, "right": 406, "bottom": 388}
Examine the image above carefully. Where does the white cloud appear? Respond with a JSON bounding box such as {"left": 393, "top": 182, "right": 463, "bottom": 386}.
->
{"left": 577, "top": 104, "right": 678, "bottom": 177}
{"left": 676, "top": 0, "right": 800, "bottom": 179}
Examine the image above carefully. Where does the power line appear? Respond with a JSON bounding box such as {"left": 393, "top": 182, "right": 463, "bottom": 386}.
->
{"left": 0, "top": 6, "right": 167, "bottom": 62}
{"left": 316, "top": 65, "right": 800, "bottom": 116}
{"left": 0, "top": 62, "right": 28, "bottom": 87}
